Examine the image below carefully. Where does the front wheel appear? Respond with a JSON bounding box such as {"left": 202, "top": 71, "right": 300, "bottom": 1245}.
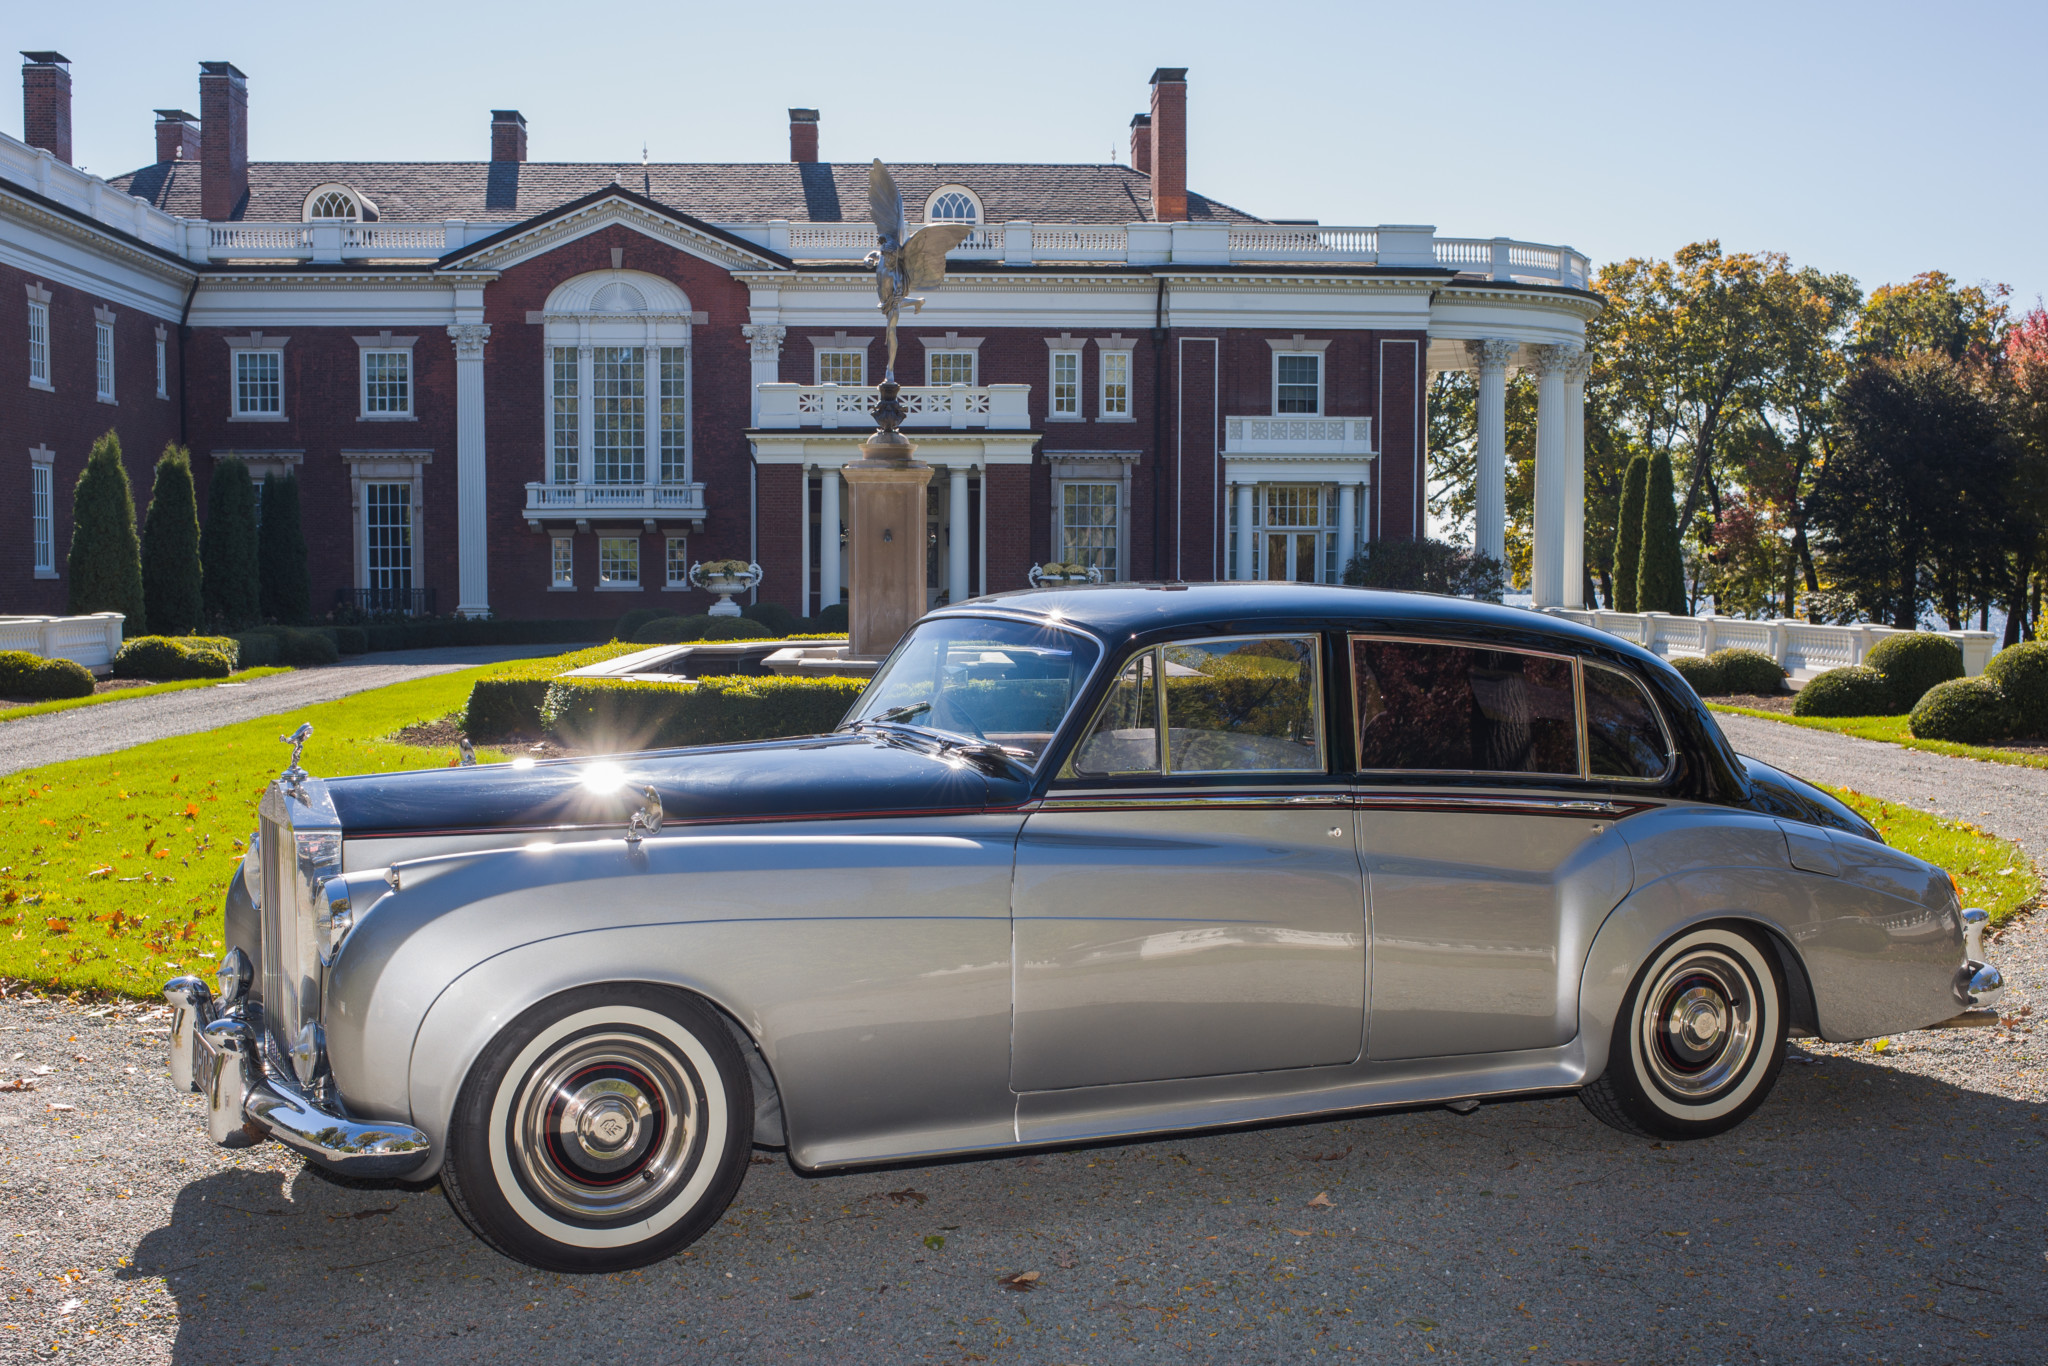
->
{"left": 1579, "top": 925, "right": 1787, "bottom": 1141}
{"left": 442, "top": 984, "right": 753, "bottom": 1273}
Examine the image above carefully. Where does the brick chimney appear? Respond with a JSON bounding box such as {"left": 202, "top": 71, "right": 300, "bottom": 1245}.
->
{"left": 154, "top": 108, "right": 200, "bottom": 162}
{"left": 1128, "top": 113, "right": 1151, "bottom": 174}
{"left": 20, "top": 52, "right": 71, "bottom": 165}
{"left": 490, "top": 109, "right": 526, "bottom": 162}
{"left": 198, "top": 61, "right": 249, "bottom": 221}
{"left": 1148, "top": 67, "right": 1187, "bottom": 222}
{"left": 788, "top": 108, "right": 819, "bottom": 163}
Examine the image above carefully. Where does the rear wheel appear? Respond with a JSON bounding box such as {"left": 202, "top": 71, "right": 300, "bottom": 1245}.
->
{"left": 442, "top": 985, "right": 752, "bottom": 1273}
{"left": 1580, "top": 925, "right": 1787, "bottom": 1141}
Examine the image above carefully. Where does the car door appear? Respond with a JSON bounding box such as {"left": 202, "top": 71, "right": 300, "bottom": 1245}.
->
{"left": 1010, "top": 634, "right": 1366, "bottom": 1092}
{"left": 1348, "top": 636, "right": 1655, "bottom": 1062}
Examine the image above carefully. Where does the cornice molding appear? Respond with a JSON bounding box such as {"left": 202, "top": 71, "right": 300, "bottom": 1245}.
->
{"left": 0, "top": 184, "right": 197, "bottom": 289}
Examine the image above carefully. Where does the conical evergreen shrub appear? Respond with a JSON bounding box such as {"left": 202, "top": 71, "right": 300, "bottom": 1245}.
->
{"left": 141, "top": 444, "right": 204, "bottom": 636}
{"left": 258, "top": 471, "right": 312, "bottom": 624}
{"left": 1611, "top": 454, "right": 1648, "bottom": 612}
{"left": 1635, "top": 450, "right": 1687, "bottom": 615}
{"left": 202, "top": 458, "right": 260, "bottom": 629}
{"left": 67, "top": 430, "right": 146, "bottom": 633}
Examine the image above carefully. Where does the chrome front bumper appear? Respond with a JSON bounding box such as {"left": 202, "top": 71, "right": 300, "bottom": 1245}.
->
{"left": 164, "top": 977, "right": 429, "bottom": 1179}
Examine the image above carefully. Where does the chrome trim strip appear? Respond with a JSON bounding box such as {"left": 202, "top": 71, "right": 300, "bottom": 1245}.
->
{"left": 1352, "top": 792, "right": 1647, "bottom": 818}
{"left": 1039, "top": 790, "right": 1649, "bottom": 818}
{"left": 1040, "top": 792, "right": 1354, "bottom": 813}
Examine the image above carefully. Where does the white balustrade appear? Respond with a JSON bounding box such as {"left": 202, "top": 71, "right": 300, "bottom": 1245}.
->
{"left": 1546, "top": 610, "right": 2000, "bottom": 683}
{"left": 0, "top": 613, "right": 126, "bottom": 671}
{"left": 522, "top": 482, "right": 707, "bottom": 515}
{"left": 1223, "top": 416, "right": 1375, "bottom": 455}
{"left": 755, "top": 383, "right": 1031, "bottom": 431}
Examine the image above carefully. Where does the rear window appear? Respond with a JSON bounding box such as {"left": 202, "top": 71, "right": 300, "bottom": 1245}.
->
{"left": 1585, "top": 661, "right": 1673, "bottom": 779}
{"left": 1351, "top": 637, "right": 1579, "bottom": 775}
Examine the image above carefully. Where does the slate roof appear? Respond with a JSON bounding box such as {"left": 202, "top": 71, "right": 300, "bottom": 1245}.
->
{"left": 108, "top": 160, "right": 1264, "bottom": 225}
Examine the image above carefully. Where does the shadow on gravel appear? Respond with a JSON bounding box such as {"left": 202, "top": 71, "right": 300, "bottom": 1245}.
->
{"left": 117, "top": 1051, "right": 2048, "bottom": 1363}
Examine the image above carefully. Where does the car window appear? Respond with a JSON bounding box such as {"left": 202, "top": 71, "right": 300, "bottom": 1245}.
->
{"left": 1584, "top": 661, "right": 1672, "bottom": 780}
{"left": 1068, "top": 653, "right": 1161, "bottom": 776}
{"left": 1162, "top": 636, "right": 1323, "bottom": 774}
{"left": 847, "top": 616, "right": 1101, "bottom": 767}
{"left": 1352, "top": 637, "right": 1578, "bottom": 775}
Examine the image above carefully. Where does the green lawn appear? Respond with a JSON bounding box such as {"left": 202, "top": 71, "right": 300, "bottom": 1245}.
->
{"left": 1821, "top": 786, "right": 2039, "bottom": 926}
{"left": 0, "top": 666, "right": 510, "bottom": 997}
{"left": 0, "top": 668, "right": 293, "bottom": 723}
{"left": 1709, "top": 703, "right": 2048, "bottom": 771}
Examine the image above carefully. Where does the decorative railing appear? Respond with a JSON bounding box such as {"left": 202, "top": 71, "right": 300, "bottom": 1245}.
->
{"left": 1223, "top": 416, "right": 1375, "bottom": 455}
{"left": 0, "top": 613, "right": 126, "bottom": 670}
{"left": 1544, "top": 610, "right": 1999, "bottom": 681}
{"left": 336, "top": 586, "right": 436, "bottom": 618}
{"left": 523, "top": 481, "right": 709, "bottom": 522}
{"left": 755, "top": 383, "right": 1032, "bottom": 431}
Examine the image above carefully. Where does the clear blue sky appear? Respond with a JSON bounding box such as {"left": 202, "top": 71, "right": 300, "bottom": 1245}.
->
{"left": 18, "top": 0, "right": 2046, "bottom": 310}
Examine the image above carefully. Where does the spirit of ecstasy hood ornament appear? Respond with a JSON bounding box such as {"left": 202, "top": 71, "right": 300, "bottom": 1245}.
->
{"left": 279, "top": 722, "right": 313, "bottom": 794}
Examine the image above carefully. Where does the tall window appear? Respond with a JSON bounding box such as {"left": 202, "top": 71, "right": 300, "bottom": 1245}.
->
{"left": 31, "top": 464, "right": 53, "bottom": 572}
{"left": 364, "top": 483, "right": 413, "bottom": 609}
{"left": 1060, "top": 483, "right": 1119, "bottom": 580}
{"left": 550, "top": 347, "right": 579, "bottom": 484}
{"left": 155, "top": 335, "right": 167, "bottom": 399}
{"left": 666, "top": 537, "right": 689, "bottom": 587}
{"left": 1275, "top": 353, "right": 1322, "bottom": 414}
{"left": 816, "top": 350, "right": 865, "bottom": 385}
{"left": 927, "top": 351, "right": 975, "bottom": 387}
{"left": 235, "top": 350, "right": 283, "bottom": 416}
{"left": 599, "top": 537, "right": 640, "bottom": 587}
{"left": 95, "top": 322, "right": 115, "bottom": 401}
{"left": 27, "top": 302, "right": 49, "bottom": 386}
{"left": 659, "top": 347, "right": 687, "bottom": 484}
{"left": 362, "top": 350, "right": 411, "bottom": 416}
{"left": 1100, "top": 350, "right": 1131, "bottom": 417}
{"left": 550, "top": 535, "right": 574, "bottom": 589}
{"left": 1049, "top": 351, "right": 1080, "bottom": 417}
{"left": 591, "top": 347, "right": 646, "bottom": 485}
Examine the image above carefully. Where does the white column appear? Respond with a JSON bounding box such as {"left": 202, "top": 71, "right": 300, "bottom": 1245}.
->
{"left": 1234, "top": 481, "right": 1257, "bottom": 582}
{"left": 1466, "top": 338, "right": 1515, "bottom": 565}
{"left": 1336, "top": 483, "right": 1357, "bottom": 583}
{"left": 1530, "top": 345, "right": 1571, "bottom": 608}
{"left": 448, "top": 323, "right": 492, "bottom": 618}
{"left": 799, "top": 465, "right": 812, "bottom": 617}
{"left": 818, "top": 465, "right": 842, "bottom": 611}
{"left": 1561, "top": 348, "right": 1592, "bottom": 609}
{"left": 576, "top": 344, "right": 595, "bottom": 487}
{"left": 741, "top": 324, "right": 785, "bottom": 427}
{"left": 949, "top": 464, "right": 972, "bottom": 604}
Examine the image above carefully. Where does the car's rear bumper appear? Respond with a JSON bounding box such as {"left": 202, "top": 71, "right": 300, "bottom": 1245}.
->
{"left": 164, "top": 976, "right": 430, "bottom": 1179}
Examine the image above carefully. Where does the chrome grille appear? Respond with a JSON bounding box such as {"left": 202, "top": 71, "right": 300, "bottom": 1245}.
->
{"left": 259, "top": 807, "right": 291, "bottom": 1049}
{"left": 255, "top": 783, "right": 340, "bottom": 1056}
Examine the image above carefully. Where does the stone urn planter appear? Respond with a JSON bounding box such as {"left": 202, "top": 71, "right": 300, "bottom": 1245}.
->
{"left": 1028, "top": 562, "right": 1103, "bottom": 588}
{"left": 689, "top": 560, "right": 765, "bottom": 617}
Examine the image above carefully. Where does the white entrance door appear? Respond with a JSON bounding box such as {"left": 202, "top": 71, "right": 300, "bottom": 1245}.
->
{"left": 1262, "top": 486, "right": 1326, "bottom": 582}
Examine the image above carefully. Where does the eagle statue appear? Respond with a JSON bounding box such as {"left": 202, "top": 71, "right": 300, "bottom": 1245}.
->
{"left": 865, "top": 159, "right": 972, "bottom": 381}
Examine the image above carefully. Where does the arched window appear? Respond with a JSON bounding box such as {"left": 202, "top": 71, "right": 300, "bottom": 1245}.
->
{"left": 308, "top": 192, "right": 357, "bottom": 220}
{"left": 925, "top": 187, "right": 980, "bottom": 224}
{"left": 302, "top": 183, "right": 375, "bottom": 222}
{"left": 541, "top": 270, "right": 697, "bottom": 492}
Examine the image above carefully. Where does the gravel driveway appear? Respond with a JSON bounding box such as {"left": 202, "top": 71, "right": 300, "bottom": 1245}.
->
{"left": 0, "top": 645, "right": 595, "bottom": 778}
{"left": 1717, "top": 713, "right": 2048, "bottom": 867}
{"left": 5, "top": 910, "right": 2047, "bottom": 1365}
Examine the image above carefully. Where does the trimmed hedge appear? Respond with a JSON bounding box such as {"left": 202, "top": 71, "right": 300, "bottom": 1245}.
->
{"left": 1793, "top": 665, "right": 1895, "bottom": 717}
{"left": 242, "top": 626, "right": 338, "bottom": 667}
{"left": 741, "top": 601, "right": 799, "bottom": 636}
{"left": 541, "top": 675, "right": 868, "bottom": 752}
{"left": 111, "top": 635, "right": 239, "bottom": 680}
{"left": 1909, "top": 677, "right": 2016, "bottom": 744}
{"left": 357, "top": 618, "right": 604, "bottom": 653}
{"left": 1864, "top": 632, "right": 1963, "bottom": 713}
{"left": 461, "top": 642, "right": 644, "bottom": 739}
{"left": 1708, "top": 647, "right": 1788, "bottom": 696}
{"left": 614, "top": 608, "right": 668, "bottom": 643}
{"left": 1984, "top": 642, "right": 2048, "bottom": 736}
{"left": 332, "top": 625, "right": 368, "bottom": 655}
{"left": 232, "top": 631, "right": 281, "bottom": 669}
{"left": 1669, "top": 655, "right": 1724, "bottom": 696}
{"left": 632, "top": 615, "right": 717, "bottom": 645}
{"left": 0, "top": 650, "right": 96, "bottom": 700}
{"left": 700, "top": 617, "right": 775, "bottom": 641}
{"left": 813, "top": 602, "right": 848, "bottom": 633}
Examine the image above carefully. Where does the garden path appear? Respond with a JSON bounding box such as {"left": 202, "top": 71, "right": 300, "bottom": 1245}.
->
{"left": 0, "top": 644, "right": 595, "bottom": 777}
{"left": 1719, "top": 712, "right": 2048, "bottom": 867}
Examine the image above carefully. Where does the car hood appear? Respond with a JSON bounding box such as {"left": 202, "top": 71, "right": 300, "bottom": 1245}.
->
{"left": 322, "top": 732, "right": 1021, "bottom": 837}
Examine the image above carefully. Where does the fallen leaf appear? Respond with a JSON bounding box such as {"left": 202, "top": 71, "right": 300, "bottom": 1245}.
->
{"left": 788, "top": 1290, "right": 813, "bottom": 1301}
{"left": 1302, "top": 1145, "right": 1353, "bottom": 1163}
{"left": 0, "top": 1078, "right": 34, "bottom": 1092}
{"left": 881, "top": 1188, "right": 928, "bottom": 1207}
{"left": 1306, "top": 1191, "right": 1333, "bottom": 1208}
{"left": 47, "top": 1103, "right": 74, "bottom": 1113}
{"left": 996, "top": 1270, "right": 1040, "bottom": 1292}
{"left": 326, "top": 1205, "right": 397, "bottom": 1222}
{"left": 1286, "top": 1228, "right": 1315, "bottom": 1237}
{"left": 923, "top": 1234, "right": 945, "bottom": 1251}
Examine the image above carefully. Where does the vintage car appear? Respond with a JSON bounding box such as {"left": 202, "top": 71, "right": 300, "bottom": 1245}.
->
{"left": 161, "top": 584, "right": 2003, "bottom": 1272}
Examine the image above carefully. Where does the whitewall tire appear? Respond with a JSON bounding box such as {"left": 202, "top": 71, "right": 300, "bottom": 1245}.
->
{"left": 1580, "top": 925, "right": 1787, "bottom": 1141}
{"left": 442, "top": 985, "right": 753, "bottom": 1272}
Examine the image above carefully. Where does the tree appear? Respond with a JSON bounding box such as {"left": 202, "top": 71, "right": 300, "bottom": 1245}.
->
{"left": 1636, "top": 451, "right": 1686, "bottom": 614}
{"left": 140, "top": 444, "right": 203, "bottom": 636}
{"left": 1855, "top": 272, "right": 2008, "bottom": 366}
{"left": 1611, "top": 454, "right": 1649, "bottom": 612}
{"left": 202, "top": 457, "right": 260, "bottom": 628}
{"left": 67, "top": 430, "right": 146, "bottom": 632}
{"left": 258, "top": 470, "right": 311, "bottom": 623}
{"left": 1999, "top": 306, "right": 2048, "bottom": 642}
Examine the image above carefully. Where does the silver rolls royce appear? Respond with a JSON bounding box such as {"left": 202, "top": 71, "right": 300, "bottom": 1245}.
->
{"left": 160, "top": 585, "right": 2004, "bottom": 1273}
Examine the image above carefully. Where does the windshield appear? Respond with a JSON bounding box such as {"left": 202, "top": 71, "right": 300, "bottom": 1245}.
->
{"left": 841, "top": 616, "right": 1102, "bottom": 768}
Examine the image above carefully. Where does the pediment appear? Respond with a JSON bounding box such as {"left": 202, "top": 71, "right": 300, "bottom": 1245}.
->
{"left": 438, "top": 186, "right": 790, "bottom": 276}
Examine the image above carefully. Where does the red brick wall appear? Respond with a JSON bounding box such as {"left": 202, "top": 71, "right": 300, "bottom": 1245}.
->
{"left": 0, "top": 261, "right": 184, "bottom": 616}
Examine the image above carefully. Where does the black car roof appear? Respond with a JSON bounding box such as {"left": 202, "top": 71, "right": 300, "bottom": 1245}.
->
{"left": 945, "top": 582, "right": 1649, "bottom": 661}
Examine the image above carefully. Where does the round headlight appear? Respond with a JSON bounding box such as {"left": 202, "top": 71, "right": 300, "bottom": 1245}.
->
{"left": 242, "top": 829, "right": 263, "bottom": 911}
{"left": 314, "top": 877, "right": 356, "bottom": 964}
{"left": 216, "top": 945, "right": 253, "bottom": 1008}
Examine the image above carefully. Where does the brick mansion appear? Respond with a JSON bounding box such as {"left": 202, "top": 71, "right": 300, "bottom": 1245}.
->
{"left": 2, "top": 53, "right": 1601, "bottom": 624}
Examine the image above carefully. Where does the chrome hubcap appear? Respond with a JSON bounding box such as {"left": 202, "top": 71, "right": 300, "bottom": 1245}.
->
{"left": 511, "top": 1031, "right": 699, "bottom": 1223}
{"left": 1639, "top": 950, "right": 1758, "bottom": 1100}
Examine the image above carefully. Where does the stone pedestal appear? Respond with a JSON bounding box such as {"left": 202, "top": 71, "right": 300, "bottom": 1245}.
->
{"left": 842, "top": 399, "right": 934, "bottom": 658}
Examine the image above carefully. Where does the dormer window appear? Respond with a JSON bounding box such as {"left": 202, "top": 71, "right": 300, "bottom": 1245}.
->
{"left": 924, "top": 186, "right": 981, "bottom": 225}
{"left": 302, "top": 184, "right": 376, "bottom": 222}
